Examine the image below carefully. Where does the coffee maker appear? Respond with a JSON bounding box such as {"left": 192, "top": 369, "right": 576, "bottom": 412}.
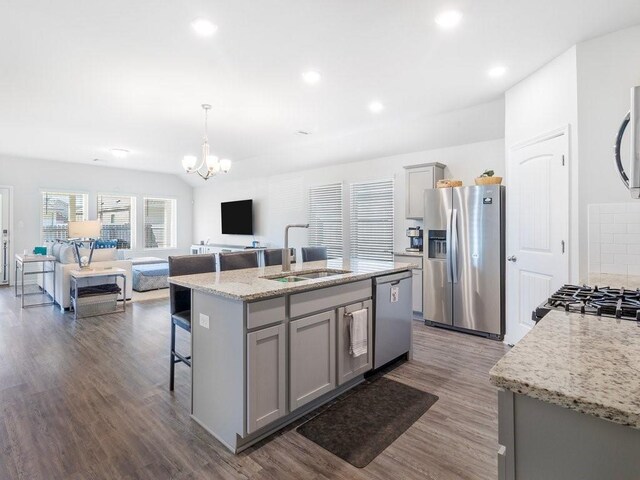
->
{"left": 406, "top": 227, "right": 423, "bottom": 252}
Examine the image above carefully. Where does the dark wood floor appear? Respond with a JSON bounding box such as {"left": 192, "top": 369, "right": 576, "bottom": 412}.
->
{"left": 0, "top": 286, "right": 509, "bottom": 480}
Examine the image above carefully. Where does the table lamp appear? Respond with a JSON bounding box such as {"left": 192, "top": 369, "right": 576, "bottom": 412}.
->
{"left": 68, "top": 220, "right": 102, "bottom": 269}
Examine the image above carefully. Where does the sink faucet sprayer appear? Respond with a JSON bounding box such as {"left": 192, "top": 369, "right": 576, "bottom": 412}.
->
{"left": 283, "top": 224, "right": 309, "bottom": 271}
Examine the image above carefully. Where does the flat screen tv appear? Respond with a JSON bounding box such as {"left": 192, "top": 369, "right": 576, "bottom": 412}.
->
{"left": 221, "top": 199, "right": 253, "bottom": 235}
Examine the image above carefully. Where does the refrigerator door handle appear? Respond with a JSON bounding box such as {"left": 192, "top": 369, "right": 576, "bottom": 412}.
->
{"left": 446, "top": 208, "right": 453, "bottom": 283}
{"left": 451, "top": 208, "right": 459, "bottom": 284}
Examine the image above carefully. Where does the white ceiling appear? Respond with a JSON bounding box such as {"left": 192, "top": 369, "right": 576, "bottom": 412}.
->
{"left": 1, "top": 0, "right": 640, "bottom": 182}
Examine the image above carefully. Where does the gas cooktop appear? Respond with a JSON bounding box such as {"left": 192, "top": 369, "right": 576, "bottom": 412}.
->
{"left": 533, "top": 284, "right": 640, "bottom": 322}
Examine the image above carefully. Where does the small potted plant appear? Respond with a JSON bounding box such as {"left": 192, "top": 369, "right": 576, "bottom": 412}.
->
{"left": 475, "top": 169, "right": 503, "bottom": 185}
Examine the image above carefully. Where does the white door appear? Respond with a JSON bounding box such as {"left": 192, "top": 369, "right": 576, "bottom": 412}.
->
{"left": 0, "top": 187, "right": 11, "bottom": 285}
{"left": 506, "top": 133, "right": 569, "bottom": 344}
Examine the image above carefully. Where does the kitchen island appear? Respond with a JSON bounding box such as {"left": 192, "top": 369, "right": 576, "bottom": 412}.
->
{"left": 490, "top": 310, "right": 640, "bottom": 479}
{"left": 169, "top": 258, "right": 414, "bottom": 453}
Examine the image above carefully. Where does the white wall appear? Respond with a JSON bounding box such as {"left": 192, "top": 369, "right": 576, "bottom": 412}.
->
{"left": 505, "top": 46, "right": 580, "bottom": 281}
{"left": 0, "top": 155, "right": 193, "bottom": 266}
{"left": 192, "top": 138, "right": 505, "bottom": 253}
{"left": 577, "top": 25, "right": 640, "bottom": 278}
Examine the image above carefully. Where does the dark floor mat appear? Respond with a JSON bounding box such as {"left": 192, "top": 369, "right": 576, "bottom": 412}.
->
{"left": 296, "top": 376, "right": 438, "bottom": 468}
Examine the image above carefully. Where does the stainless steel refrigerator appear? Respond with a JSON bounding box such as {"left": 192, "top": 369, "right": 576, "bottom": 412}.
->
{"left": 423, "top": 185, "right": 505, "bottom": 339}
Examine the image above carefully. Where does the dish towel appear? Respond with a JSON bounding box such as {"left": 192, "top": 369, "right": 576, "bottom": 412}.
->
{"left": 349, "top": 309, "right": 368, "bottom": 357}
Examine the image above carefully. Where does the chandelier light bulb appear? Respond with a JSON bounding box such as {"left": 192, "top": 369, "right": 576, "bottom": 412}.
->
{"left": 206, "top": 155, "right": 220, "bottom": 172}
{"left": 220, "top": 158, "right": 232, "bottom": 173}
{"left": 182, "top": 155, "right": 198, "bottom": 171}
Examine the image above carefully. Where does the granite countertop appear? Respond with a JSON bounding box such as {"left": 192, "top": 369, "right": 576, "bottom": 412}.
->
{"left": 490, "top": 310, "right": 640, "bottom": 429}
{"left": 168, "top": 258, "right": 413, "bottom": 301}
{"left": 393, "top": 251, "right": 423, "bottom": 258}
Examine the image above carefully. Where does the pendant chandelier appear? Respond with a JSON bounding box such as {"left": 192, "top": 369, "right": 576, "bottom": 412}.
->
{"left": 182, "top": 104, "right": 231, "bottom": 180}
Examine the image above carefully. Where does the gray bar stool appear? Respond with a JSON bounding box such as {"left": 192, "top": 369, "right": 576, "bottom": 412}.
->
{"left": 263, "top": 248, "right": 296, "bottom": 267}
{"left": 301, "top": 246, "right": 328, "bottom": 262}
{"left": 168, "top": 254, "right": 216, "bottom": 391}
{"left": 219, "top": 251, "right": 259, "bottom": 271}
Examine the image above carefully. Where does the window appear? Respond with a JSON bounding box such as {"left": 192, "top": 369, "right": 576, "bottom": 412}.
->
{"left": 350, "top": 179, "right": 394, "bottom": 262}
{"left": 41, "top": 191, "right": 88, "bottom": 241}
{"left": 308, "top": 183, "right": 343, "bottom": 259}
{"left": 143, "top": 198, "right": 176, "bottom": 249}
{"left": 97, "top": 194, "right": 135, "bottom": 249}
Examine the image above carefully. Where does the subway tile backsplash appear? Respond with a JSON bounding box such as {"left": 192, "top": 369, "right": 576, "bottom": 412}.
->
{"left": 589, "top": 203, "right": 640, "bottom": 275}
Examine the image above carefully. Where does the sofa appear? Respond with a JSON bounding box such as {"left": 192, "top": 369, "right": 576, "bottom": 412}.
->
{"left": 41, "top": 242, "right": 133, "bottom": 309}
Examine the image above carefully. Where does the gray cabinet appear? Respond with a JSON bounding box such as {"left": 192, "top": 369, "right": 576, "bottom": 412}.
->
{"left": 246, "top": 323, "right": 287, "bottom": 434}
{"left": 289, "top": 310, "right": 336, "bottom": 410}
{"left": 394, "top": 254, "right": 423, "bottom": 314}
{"left": 404, "top": 163, "right": 445, "bottom": 219}
{"left": 337, "top": 300, "right": 373, "bottom": 385}
{"left": 412, "top": 269, "right": 422, "bottom": 313}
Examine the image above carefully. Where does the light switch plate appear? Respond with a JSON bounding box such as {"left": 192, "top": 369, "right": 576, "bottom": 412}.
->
{"left": 199, "top": 313, "right": 210, "bottom": 329}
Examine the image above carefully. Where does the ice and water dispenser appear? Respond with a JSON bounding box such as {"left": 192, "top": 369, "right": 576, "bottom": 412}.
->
{"left": 427, "top": 230, "right": 447, "bottom": 259}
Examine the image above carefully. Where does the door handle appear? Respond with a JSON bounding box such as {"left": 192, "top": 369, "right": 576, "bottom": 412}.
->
{"left": 451, "top": 209, "right": 458, "bottom": 283}
{"left": 446, "top": 208, "right": 452, "bottom": 283}
{"left": 507, "top": 255, "right": 517, "bottom": 262}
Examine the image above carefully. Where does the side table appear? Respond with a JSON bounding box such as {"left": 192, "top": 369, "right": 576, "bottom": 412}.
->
{"left": 14, "top": 254, "right": 56, "bottom": 308}
{"left": 70, "top": 267, "right": 127, "bottom": 320}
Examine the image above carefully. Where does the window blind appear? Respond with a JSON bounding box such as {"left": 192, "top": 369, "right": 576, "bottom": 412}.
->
{"left": 308, "top": 183, "right": 343, "bottom": 259}
{"left": 143, "top": 198, "right": 176, "bottom": 249}
{"left": 41, "top": 191, "right": 88, "bottom": 241}
{"left": 349, "top": 179, "right": 394, "bottom": 262}
{"left": 97, "top": 194, "right": 135, "bottom": 249}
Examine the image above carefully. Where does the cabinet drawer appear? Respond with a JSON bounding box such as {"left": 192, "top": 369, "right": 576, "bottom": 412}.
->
{"left": 289, "top": 280, "right": 371, "bottom": 319}
{"left": 246, "top": 297, "right": 286, "bottom": 330}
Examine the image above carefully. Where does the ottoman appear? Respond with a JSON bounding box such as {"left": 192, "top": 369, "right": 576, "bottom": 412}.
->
{"left": 132, "top": 262, "right": 169, "bottom": 292}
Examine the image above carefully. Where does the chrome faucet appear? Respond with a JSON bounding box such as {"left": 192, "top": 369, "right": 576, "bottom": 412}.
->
{"left": 283, "top": 224, "right": 309, "bottom": 271}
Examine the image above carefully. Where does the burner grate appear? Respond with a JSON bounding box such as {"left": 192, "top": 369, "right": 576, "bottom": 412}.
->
{"left": 541, "top": 284, "right": 640, "bottom": 321}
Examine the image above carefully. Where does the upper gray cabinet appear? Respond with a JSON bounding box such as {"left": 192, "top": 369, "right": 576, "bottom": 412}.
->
{"left": 404, "top": 163, "right": 445, "bottom": 219}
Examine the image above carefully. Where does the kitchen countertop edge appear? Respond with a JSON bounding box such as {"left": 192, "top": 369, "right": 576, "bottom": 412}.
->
{"left": 489, "top": 310, "right": 640, "bottom": 429}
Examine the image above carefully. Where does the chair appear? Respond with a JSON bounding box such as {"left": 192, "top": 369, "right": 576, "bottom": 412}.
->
{"left": 219, "top": 251, "right": 259, "bottom": 271}
{"left": 263, "top": 248, "right": 296, "bottom": 267}
{"left": 168, "top": 254, "right": 216, "bottom": 391}
{"left": 301, "top": 246, "right": 328, "bottom": 262}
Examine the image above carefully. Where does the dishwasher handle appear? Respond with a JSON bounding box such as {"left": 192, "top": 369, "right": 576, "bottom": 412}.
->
{"left": 373, "top": 271, "right": 412, "bottom": 285}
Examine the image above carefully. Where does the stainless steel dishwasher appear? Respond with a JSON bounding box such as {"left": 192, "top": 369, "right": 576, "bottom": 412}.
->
{"left": 373, "top": 271, "right": 413, "bottom": 369}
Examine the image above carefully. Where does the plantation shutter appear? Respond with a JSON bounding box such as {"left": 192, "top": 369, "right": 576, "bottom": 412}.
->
{"left": 308, "top": 183, "right": 343, "bottom": 259}
{"left": 41, "top": 191, "right": 88, "bottom": 241}
{"left": 349, "top": 179, "right": 394, "bottom": 261}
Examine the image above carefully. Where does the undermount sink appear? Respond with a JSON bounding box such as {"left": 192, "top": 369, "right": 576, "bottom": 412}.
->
{"left": 270, "top": 276, "right": 307, "bottom": 283}
{"left": 263, "top": 268, "right": 351, "bottom": 283}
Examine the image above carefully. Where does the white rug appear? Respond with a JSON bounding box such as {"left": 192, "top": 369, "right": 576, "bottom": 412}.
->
{"left": 130, "top": 288, "right": 169, "bottom": 303}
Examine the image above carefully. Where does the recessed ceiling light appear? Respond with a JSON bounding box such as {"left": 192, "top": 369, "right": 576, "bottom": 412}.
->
{"left": 369, "top": 101, "right": 385, "bottom": 114}
{"left": 191, "top": 18, "right": 218, "bottom": 37}
{"left": 487, "top": 65, "right": 507, "bottom": 78}
{"left": 302, "top": 71, "right": 322, "bottom": 85}
{"left": 435, "top": 10, "right": 463, "bottom": 29}
{"left": 111, "top": 148, "right": 129, "bottom": 159}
